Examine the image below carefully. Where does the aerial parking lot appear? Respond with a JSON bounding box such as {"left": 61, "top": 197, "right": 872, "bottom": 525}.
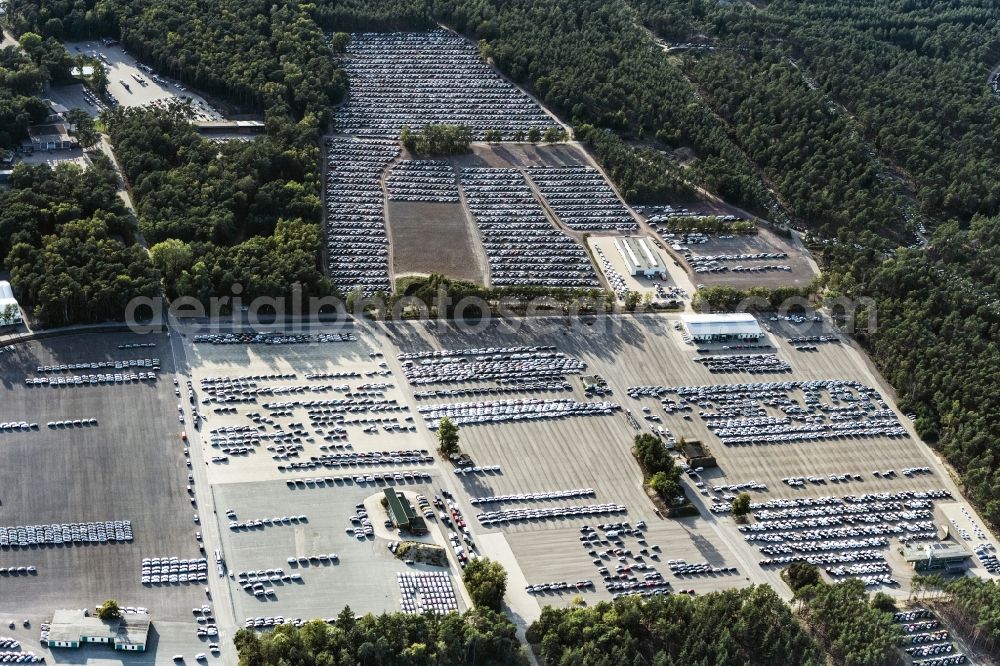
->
{"left": 655, "top": 224, "right": 819, "bottom": 290}
{"left": 51, "top": 41, "right": 225, "bottom": 120}
{"left": 0, "top": 332, "right": 215, "bottom": 662}
{"left": 1, "top": 311, "right": 997, "bottom": 663}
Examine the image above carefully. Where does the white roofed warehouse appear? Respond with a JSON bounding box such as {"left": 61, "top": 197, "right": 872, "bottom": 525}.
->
{"left": 681, "top": 313, "right": 762, "bottom": 341}
{"left": 614, "top": 236, "right": 667, "bottom": 278}
{"left": 0, "top": 280, "right": 22, "bottom": 326}
{"left": 43, "top": 609, "right": 150, "bottom": 651}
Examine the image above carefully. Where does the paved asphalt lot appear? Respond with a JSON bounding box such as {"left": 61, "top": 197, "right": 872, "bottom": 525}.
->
{"left": 0, "top": 332, "right": 213, "bottom": 662}
{"left": 1, "top": 312, "right": 996, "bottom": 664}
{"left": 214, "top": 477, "right": 466, "bottom": 622}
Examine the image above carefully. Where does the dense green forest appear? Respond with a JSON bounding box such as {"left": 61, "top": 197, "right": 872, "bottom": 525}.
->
{"left": 9, "top": 0, "right": 343, "bottom": 119}
{"left": 917, "top": 575, "right": 1000, "bottom": 644}
{"left": 234, "top": 606, "right": 526, "bottom": 666}
{"left": 104, "top": 104, "right": 332, "bottom": 304}
{"left": 0, "top": 160, "right": 159, "bottom": 327}
{"left": 525, "top": 586, "right": 824, "bottom": 665}
{"left": 0, "top": 32, "right": 77, "bottom": 149}
{"left": 630, "top": 0, "right": 1000, "bottom": 526}
{"left": 794, "top": 578, "right": 901, "bottom": 666}
{"left": 0, "top": 44, "right": 48, "bottom": 149}
{"left": 432, "top": 0, "right": 781, "bottom": 217}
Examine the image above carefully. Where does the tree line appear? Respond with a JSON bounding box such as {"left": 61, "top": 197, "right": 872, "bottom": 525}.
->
{"left": 235, "top": 606, "right": 527, "bottom": 666}
{"left": 0, "top": 160, "right": 160, "bottom": 327}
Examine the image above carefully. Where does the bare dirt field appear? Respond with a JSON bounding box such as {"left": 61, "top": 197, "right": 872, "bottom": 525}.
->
{"left": 387, "top": 201, "right": 487, "bottom": 285}
{"left": 447, "top": 143, "right": 590, "bottom": 170}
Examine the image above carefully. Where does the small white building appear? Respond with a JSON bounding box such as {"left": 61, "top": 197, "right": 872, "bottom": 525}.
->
{"left": 681, "top": 313, "right": 762, "bottom": 342}
{"left": 44, "top": 609, "right": 150, "bottom": 652}
{"left": 614, "top": 236, "right": 667, "bottom": 278}
{"left": 0, "top": 280, "right": 21, "bottom": 326}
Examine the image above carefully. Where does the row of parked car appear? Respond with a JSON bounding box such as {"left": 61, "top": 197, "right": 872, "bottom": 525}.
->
{"left": 693, "top": 353, "right": 792, "bottom": 374}
{"left": 526, "top": 166, "right": 637, "bottom": 233}
{"left": 462, "top": 168, "right": 601, "bottom": 288}
{"left": 420, "top": 397, "right": 619, "bottom": 429}
{"left": 477, "top": 502, "right": 626, "bottom": 526}
{"left": 470, "top": 487, "right": 595, "bottom": 505}
{"left": 402, "top": 353, "right": 586, "bottom": 385}
{"left": 413, "top": 382, "right": 572, "bottom": 399}
{"left": 283, "top": 470, "right": 432, "bottom": 486}
{"left": 0, "top": 651, "right": 41, "bottom": 663}
{"left": 0, "top": 521, "right": 132, "bottom": 547}
{"left": 0, "top": 567, "right": 36, "bottom": 576}
{"left": 325, "top": 137, "right": 399, "bottom": 296}
{"left": 333, "top": 30, "right": 558, "bottom": 139}
{"left": 24, "top": 371, "right": 157, "bottom": 386}
{"left": 35, "top": 358, "right": 159, "bottom": 373}
{"left": 192, "top": 332, "right": 356, "bottom": 345}
{"left": 387, "top": 160, "right": 459, "bottom": 203}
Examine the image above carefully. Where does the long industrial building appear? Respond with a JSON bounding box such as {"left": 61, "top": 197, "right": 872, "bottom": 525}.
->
{"left": 614, "top": 236, "right": 667, "bottom": 278}
{"left": 680, "top": 313, "right": 763, "bottom": 341}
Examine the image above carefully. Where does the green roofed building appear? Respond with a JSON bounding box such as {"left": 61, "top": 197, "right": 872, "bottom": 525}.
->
{"left": 384, "top": 489, "right": 428, "bottom": 535}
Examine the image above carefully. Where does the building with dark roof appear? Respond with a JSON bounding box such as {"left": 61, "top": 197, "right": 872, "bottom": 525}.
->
{"left": 903, "top": 542, "right": 972, "bottom": 573}
{"left": 384, "top": 489, "right": 428, "bottom": 534}
{"left": 26, "top": 123, "right": 76, "bottom": 151}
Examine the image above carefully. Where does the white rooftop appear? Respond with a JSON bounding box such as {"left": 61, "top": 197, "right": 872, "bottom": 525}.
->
{"left": 681, "top": 313, "right": 762, "bottom": 337}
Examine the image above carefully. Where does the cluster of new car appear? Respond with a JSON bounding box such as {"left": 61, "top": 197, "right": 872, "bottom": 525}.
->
{"left": 594, "top": 246, "right": 630, "bottom": 298}
{"left": 36, "top": 359, "right": 159, "bottom": 373}
{"left": 347, "top": 503, "right": 373, "bottom": 539}
{"left": 526, "top": 166, "right": 637, "bottom": 233}
{"left": 461, "top": 168, "right": 600, "bottom": 288}
{"left": 398, "top": 572, "right": 458, "bottom": 614}
{"left": 414, "top": 382, "right": 572, "bottom": 400}
{"left": 477, "top": 503, "right": 626, "bottom": 526}
{"left": 25, "top": 371, "right": 156, "bottom": 386}
{"left": 191, "top": 606, "right": 218, "bottom": 637}
{"left": 142, "top": 557, "right": 208, "bottom": 584}
{"left": 0, "top": 521, "right": 131, "bottom": 547}
{"left": 236, "top": 568, "right": 303, "bottom": 596}
{"left": 0, "top": 422, "right": 37, "bottom": 432}
{"left": 685, "top": 250, "right": 791, "bottom": 274}
{"left": 667, "top": 559, "right": 738, "bottom": 576}
{"left": 470, "top": 488, "right": 595, "bottom": 505}
{"left": 192, "top": 333, "right": 355, "bottom": 345}
{"left": 284, "top": 470, "right": 431, "bottom": 485}
{"left": 0, "top": 651, "right": 41, "bottom": 662}
{"left": 401, "top": 349, "right": 587, "bottom": 385}
{"left": 333, "top": 30, "right": 558, "bottom": 139}
{"left": 46, "top": 418, "right": 97, "bottom": 428}
{"left": 228, "top": 515, "right": 307, "bottom": 531}
{"left": 420, "top": 397, "right": 618, "bottom": 429}
{"left": 0, "top": 566, "right": 36, "bottom": 576}
{"left": 387, "top": 161, "right": 459, "bottom": 203}
{"left": 325, "top": 138, "right": 399, "bottom": 296}
{"left": 693, "top": 353, "right": 791, "bottom": 374}
{"left": 525, "top": 580, "right": 594, "bottom": 594}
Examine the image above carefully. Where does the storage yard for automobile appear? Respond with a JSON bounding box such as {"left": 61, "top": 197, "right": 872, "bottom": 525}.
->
{"left": 1, "top": 312, "right": 996, "bottom": 665}
{"left": 0, "top": 11, "right": 996, "bottom": 666}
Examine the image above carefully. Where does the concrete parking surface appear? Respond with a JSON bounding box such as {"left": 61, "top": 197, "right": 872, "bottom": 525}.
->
{"left": 2, "top": 312, "right": 996, "bottom": 665}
